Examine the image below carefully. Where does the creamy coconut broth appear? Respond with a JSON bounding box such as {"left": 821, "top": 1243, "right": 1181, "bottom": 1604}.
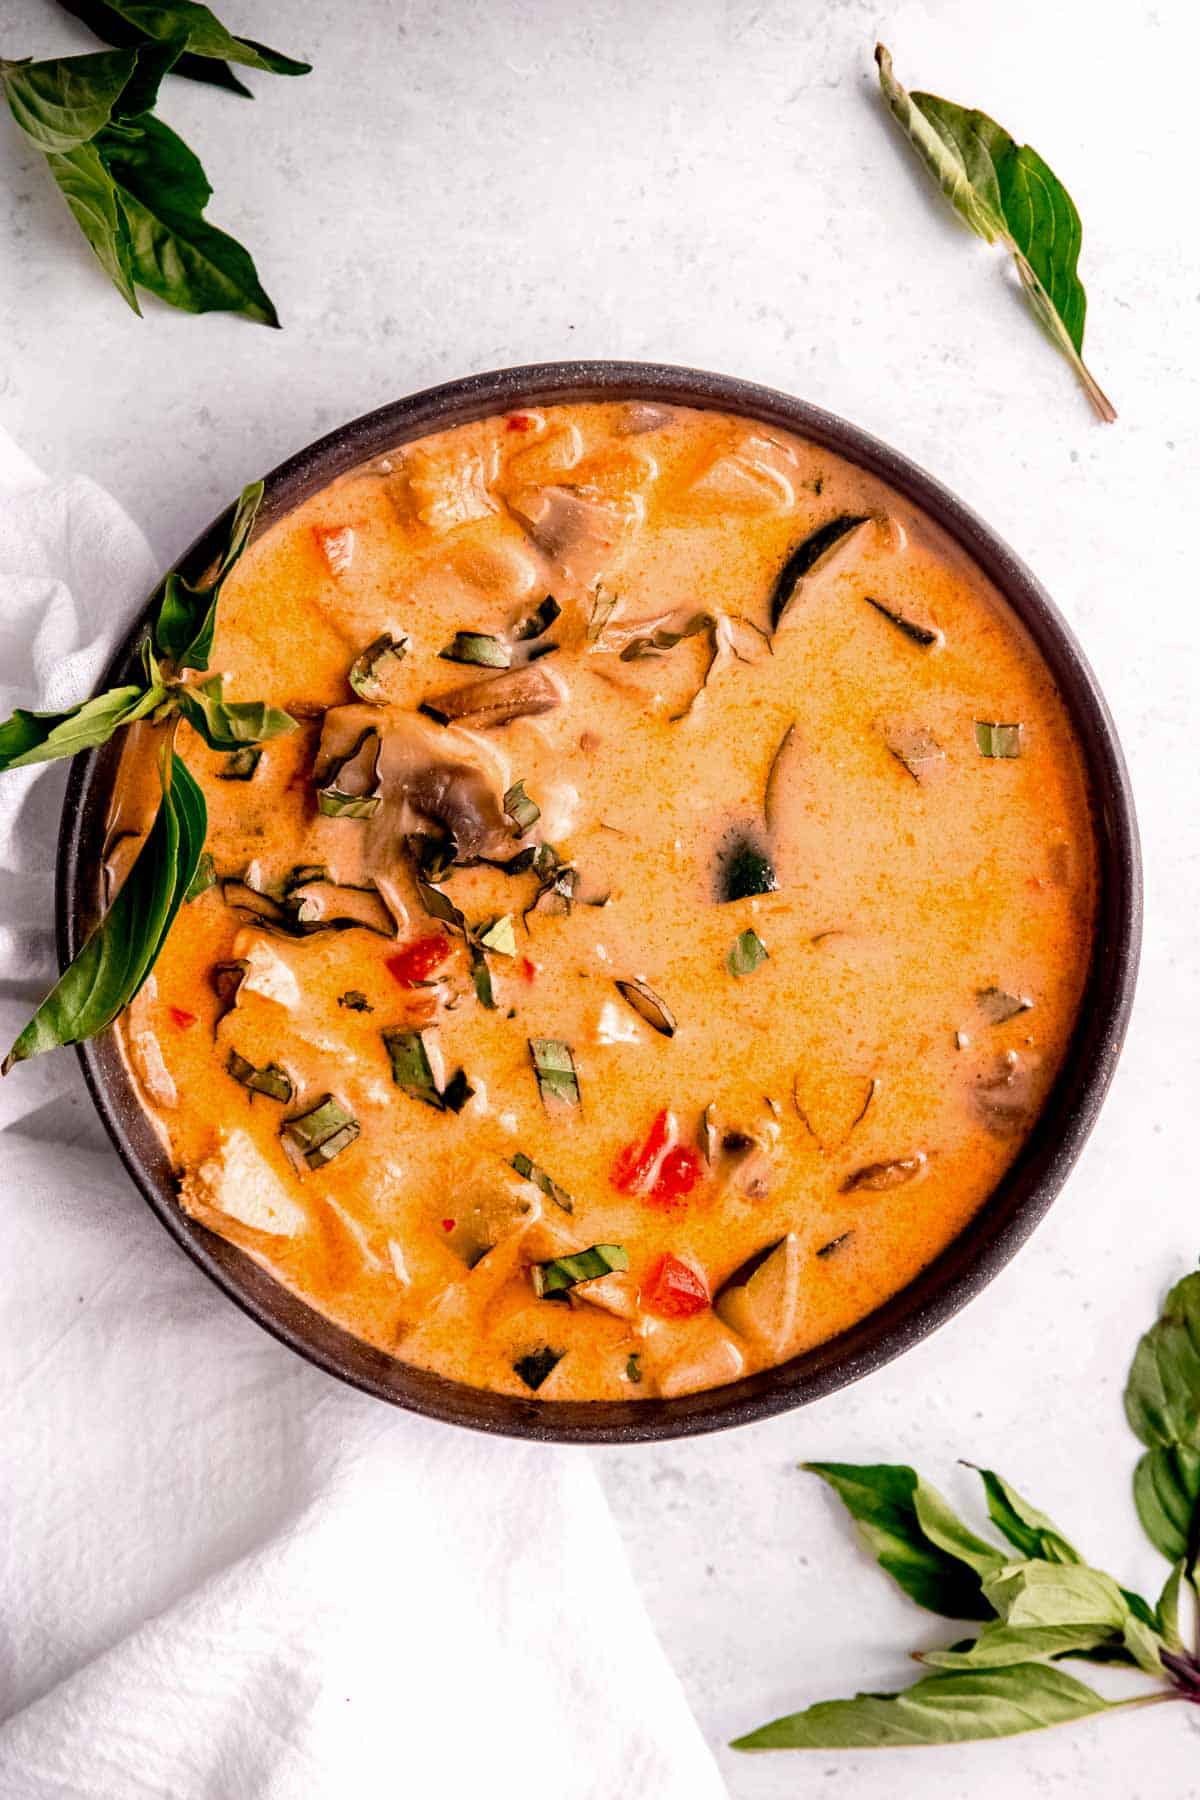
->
{"left": 113, "top": 402, "right": 1096, "bottom": 1401}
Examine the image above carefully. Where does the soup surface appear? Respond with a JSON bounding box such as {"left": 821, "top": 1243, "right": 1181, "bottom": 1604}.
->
{"left": 113, "top": 401, "right": 1096, "bottom": 1401}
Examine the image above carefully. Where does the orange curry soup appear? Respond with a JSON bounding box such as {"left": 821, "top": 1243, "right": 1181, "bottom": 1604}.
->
{"left": 113, "top": 401, "right": 1096, "bottom": 1401}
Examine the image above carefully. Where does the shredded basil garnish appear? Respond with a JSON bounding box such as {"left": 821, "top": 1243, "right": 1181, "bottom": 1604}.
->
{"left": 503, "top": 780, "right": 540, "bottom": 834}
{"left": 349, "top": 632, "right": 408, "bottom": 703}
{"left": 769, "top": 515, "right": 871, "bottom": 631}
{"left": 626, "top": 1352, "right": 643, "bottom": 1384}
{"left": 513, "top": 1346, "right": 564, "bottom": 1391}
{"left": 226, "top": 1049, "right": 293, "bottom": 1103}
{"left": 479, "top": 915, "right": 517, "bottom": 957}
{"left": 729, "top": 929, "right": 769, "bottom": 977}
{"left": 338, "top": 990, "right": 372, "bottom": 1013}
{"left": 184, "top": 850, "right": 216, "bottom": 901}
{"left": 975, "top": 720, "right": 1023, "bottom": 758}
{"left": 864, "top": 596, "right": 942, "bottom": 648}
{"left": 218, "top": 745, "right": 261, "bottom": 781}
{"left": 511, "top": 595, "right": 561, "bottom": 641}
{"left": 383, "top": 1028, "right": 473, "bottom": 1112}
{"left": 281, "top": 1095, "right": 359, "bottom": 1170}
{"left": 439, "top": 631, "right": 512, "bottom": 669}
{"left": 318, "top": 726, "right": 382, "bottom": 817}
{"left": 529, "top": 1037, "right": 580, "bottom": 1109}
{"left": 531, "top": 1243, "right": 629, "bottom": 1298}
{"left": 512, "top": 1151, "right": 574, "bottom": 1214}
{"left": 614, "top": 977, "right": 677, "bottom": 1037}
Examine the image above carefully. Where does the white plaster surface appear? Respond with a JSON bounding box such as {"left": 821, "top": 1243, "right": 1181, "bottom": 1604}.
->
{"left": 2, "top": 0, "right": 1199, "bottom": 1794}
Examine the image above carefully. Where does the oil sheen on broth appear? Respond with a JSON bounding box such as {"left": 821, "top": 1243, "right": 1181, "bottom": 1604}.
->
{"left": 113, "top": 403, "right": 1096, "bottom": 1402}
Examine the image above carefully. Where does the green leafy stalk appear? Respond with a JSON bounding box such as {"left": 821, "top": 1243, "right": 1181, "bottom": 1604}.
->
{"left": 153, "top": 479, "right": 263, "bottom": 669}
{"left": 172, "top": 672, "right": 296, "bottom": 749}
{"left": 0, "top": 677, "right": 165, "bottom": 771}
{"left": 875, "top": 44, "right": 1115, "bottom": 422}
{"left": 1125, "top": 1268, "right": 1200, "bottom": 1580}
{"left": 3, "top": 741, "right": 205, "bottom": 1071}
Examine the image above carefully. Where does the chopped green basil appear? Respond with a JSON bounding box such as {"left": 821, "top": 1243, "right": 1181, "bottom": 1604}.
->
{"left": 439, "top": 632, "right": 512, "bottom": 669}
{"left": 184, "top": 849, "right": 216, "bottom": 901}
{"left": 383, "top": 1028, "right": 473, "bottom": 1112}
{"left": 281, "top": 1095, "right": 359, "bottom": 1170}
{"left": 479, "top": 914, "right": 517, "bottom": 957}
{"left": 614, "top": 977, "right": 677, "bottom": 1037}
{"left": 626, "top": 1352, "right": 643, "bottom": 1385}
{"left": 511, "top": 595, "right": 561, "bottom": 641}
{"left": 218, "top": 745, "right": 261, "bottom": 781}
{"left": 529, "top": 1037, "right": 580, "bottom": 1109}
{"left": 815, "top": 1230, "right": 854, "bottom": 1259}
{"left": 864, "top": 595, "right": 942, "bottom": 648}
{"left": 531, "top": 1243, "right": 629, "bottom": 1298}
{"left": 770, "top": 515, "right": 871, "bottom": 631}
{"left": 513, "top": 1346, "right": 564, "bottom": 1391}
{"left": 718, "top": 834, "right": 778, "bottom": 903}
{"left": 512, "top": 1151, "right": 574, "bottom": 1214}
{"left": 338, "top": 990, "right": 372, "bottom": 1013}
{"left": 349, "top": 632, "right": 408, "bottom": 703}
{"left": 729, "top": 928, "right": 769, "bottom": 977}
{"left": 469, "top": 941, "right": 496, "bottom": 1010}
{"left": 226, "top": 1049, "right": 293, "bottom": 1103}
{"left": 503, "top": 780, "right": 540, "bottom": 834}
{"left": 975, "top": 721, "right": 1022, "bottom": 758}
{"left": 318, "top": 789, "right": 382, "bottom": 819}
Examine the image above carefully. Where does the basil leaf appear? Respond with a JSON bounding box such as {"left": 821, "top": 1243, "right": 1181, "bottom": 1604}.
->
{"left": 468, "top": 941, "right": 495, "bottom": 1010}
{"left": 281, "top": 1094, "right": 358, "bottom": 1170}
{"left": 383, "top": 1028, "right": 473, "bottom": 1113}
{"left": 478, "top": 915, "right": 517, "bottom": 958}
{"left": 173, "top": 674, "right": 296, "bottom": 750}
{"left": 511, "top": 1152, "right": 574, "bottom": 1215}
{"left": 1, "top": 48, "right": 140, "bottom": 153}
{"left": 317, "top": 726, "right": 382, "bottom": 818}
{"left": 318, "top": 788, "right": 380, "bottom": 818}
{"left": 226, "top": 1049, "right": 293, "bottom": 1103}
{"left": 218, "top": 745, "right": 260, "bottom": 781}
{"left": 981, "top": 1560, "right": 1165, "bottom": 1677}
{"left": 349, "top": 632, "right": 407, "bottom": 704}
{"left": 337, "top": 990, "right": 372, "bottom": 1013}
{"left": 529, "top": 1037, "right": 580, "bottom": 1110}
{"left": 154, "top": 480, "right": 263, "bottom": 670}
{"left": 98, "top": 113, "right": 279, "bottom": 325}
{"left": 729, "top": 928, "right": 768, "bottom": 977}
{"left": 875, "top": 46, "right": 1115, "bottom": 422}
{"left": 1125, "top": 1269, "right": 1200, "bottom": 1571}
{"left": 613, "top": 977, "right": 677, "bottom": 1038}
{"left": 511, "top": 595, "right": 560, "bottom": 641}
{"left": 513, "top": 1346, "right": 563, "bottom": 1392}
{"left": 531, "top": 1244, "right": 628, "bottom": 1298}
{"left": 919, "top": 1621, "right": 1124, "bottom": 1672}
{"left": 717, "top": 834, "right": 777, "bottom": 903}
{"left": 972, "top": 1467, "right": 1081, "bottom": 1565}
{"left": 977, "top": 986, "right": 1032, "bottom": 1024}
{"left": 626, "top": 1352, "right": 642, "bottom": 1384}
{"left": 769, "top": 516, "right": 870, "bottom": 631}
{"left": 502, "top": 780, "right": 540, "bottom": 834}
{"left": 803, "top": 1463, "right": 1001, "bottom": 1619}
{"left": 732, "top": 1662, "right": 1114, "bottom": 1751}
{"left": 975, "top": 721, "right": 1022, "bottom": 758}
{"left": 0, "top": 678, "right": 164, "bottom": 771}
{"left": 864, "top": 595, "right": 942, "bottom": 648}
{"left": 3, "top": 744, "right": 205, "bottom": 1070}
{"left": 56, "top": 2, "right": 311, "bottom": 89}
{"left": 184, "top": 848, "right": 215, "bottom": 900}
{"left": 618, "top": 610, "right": 712, "bottom": 661}
{"left": 45, "top": 139, "right": 139, "bottom": 310}
{"left": 439, "top": 632, "right": 512, "bottom": 669}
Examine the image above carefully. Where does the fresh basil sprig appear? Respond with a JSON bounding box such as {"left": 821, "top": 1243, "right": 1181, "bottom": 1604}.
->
{"left": 875, "top": 45, "right": 1115, "bottom": 422}
{"left": 733, "top": 1267, "right": 1200, "bottom": 1752}
{"left": 1, "top": 479, "right": 293, "bottom": 1071}
{"left": 56, "top": 1, "right": 310, "bottom": 99}
{"left": 1, "top": 6, "right": 307, "bottom": 324}
{"left": 3, "top": 740, "right": 205, "bottom": 1072}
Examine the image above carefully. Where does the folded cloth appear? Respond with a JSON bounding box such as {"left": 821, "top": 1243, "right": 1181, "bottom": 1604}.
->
{"left": 0, "top": 432, "right": 728, "bottom": 1800}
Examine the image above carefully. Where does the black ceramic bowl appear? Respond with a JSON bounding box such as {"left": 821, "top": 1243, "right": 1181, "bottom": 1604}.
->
{"left": 59, "top": 362, "right": 1141, "bottom": 1442}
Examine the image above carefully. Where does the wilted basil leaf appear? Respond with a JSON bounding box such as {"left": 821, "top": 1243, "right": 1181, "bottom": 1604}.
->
{"left": 531, "top": 1244, "right": 628, "bottom": 1298}
{"left": 729, "top": 928, "right": 768, "bottom": 977}
{"left": 173, "top": 673, "right": 296, "bottom": 749}
{"left": 154, "top": 480, "right": 263, "bottom": 670}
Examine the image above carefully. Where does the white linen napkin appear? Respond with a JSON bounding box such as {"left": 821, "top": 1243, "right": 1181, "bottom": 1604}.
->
{"left": 0, "top": 432, "right": 729, "bottom": 1800}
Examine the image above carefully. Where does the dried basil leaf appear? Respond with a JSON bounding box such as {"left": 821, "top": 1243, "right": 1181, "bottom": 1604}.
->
{"left": 864, "top": 596, "right": 942, "bottom": 648}
{"left": 338, "top": 990, "right": 372, "bottom": 1013}
{"left": 718, "top": 834, "right": 778, "bottom": 903}
{"left": 511, "top": 595, "right": 561, "bottom": 641}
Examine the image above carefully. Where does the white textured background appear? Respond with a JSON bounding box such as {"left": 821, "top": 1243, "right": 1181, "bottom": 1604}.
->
{"left": 2, "top": 0, "right": 1199, "bottom": 1794}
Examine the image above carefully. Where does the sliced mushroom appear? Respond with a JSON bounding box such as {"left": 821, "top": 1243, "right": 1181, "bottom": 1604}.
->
{"left": 421, "top": 662, "right": 562, "bottom": 731}
{"left": 508, "top": 484, "right": 643, "bottom": 587}
{"left": 972, "top": 1051, "right": 1037, "bottom": 1138}
{"left": 289, "top": 881, "right": 397, "bottom": 936}
{"left": 840, "top": 1151, "right": 928, "bottom": 1193}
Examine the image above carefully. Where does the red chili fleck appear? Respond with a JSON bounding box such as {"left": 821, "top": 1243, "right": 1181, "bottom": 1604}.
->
{"left": 506, "top": 412, "right": 537, "bottom": 432}
{"left": 441, "top": 1219, "right": 456, "bottom": 1233}
{"left": 651, "top": 1145, "right": 703, "bottom": 1203}
{"left": 167, "top": 1006, "right": 197, "bottom": 1029}
{"left": 643, "top": 1253, "right": 709, "bottom": 1320}
{"left": 387, "top": 935, "right": 451, "bottom": 988}
{"left": 520, "top": 957, "right": 540, "bottom": 984}
{"left": 612, "top": 1108, "right": 674, "bottom": 1195}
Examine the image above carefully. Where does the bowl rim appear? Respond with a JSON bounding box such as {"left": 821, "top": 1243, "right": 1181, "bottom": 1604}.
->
{"left": 58, "top": 359, "right": 1143, "bottom": 1443}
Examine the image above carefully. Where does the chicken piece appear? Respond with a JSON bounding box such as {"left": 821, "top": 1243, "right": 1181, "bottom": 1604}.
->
{"left": 180, "top": 1129, "right": 306, "bottom": 1237}
{"left": 402, "top": 442, "right": 497, "bottom": 533}
{"left": 652, "top": 1319, "right": 746, "bottom": 1397}
{"left": 686, "top": 439, "right": 796, "bottom": 513}
{"left": 314, "top": 525, "right": 355, "bottom": 575}
{"left": 231, "top": 931, "right": 302, "bottom": 1010}
{"left": 508, "top": 485, "right": 644, "bottom": 587}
